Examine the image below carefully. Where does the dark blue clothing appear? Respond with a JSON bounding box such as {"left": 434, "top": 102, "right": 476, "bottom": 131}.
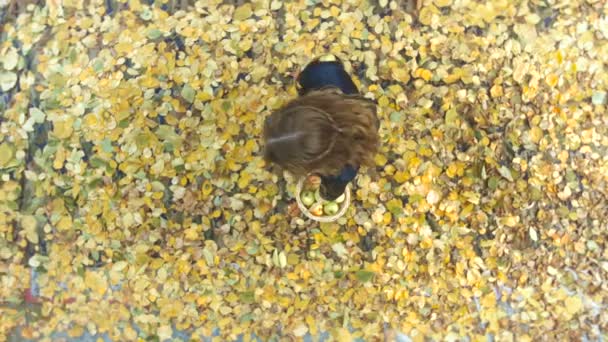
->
{"left": 297, "top": 58, "right": 360, "bottom": 200}
{"left": 297, "top": 58, "right": 359, "bottom": 96}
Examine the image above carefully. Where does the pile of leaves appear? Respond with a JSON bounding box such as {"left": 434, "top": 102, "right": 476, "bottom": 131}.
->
{"left": 0, "top": 0, "right": 607, "bottom": 340}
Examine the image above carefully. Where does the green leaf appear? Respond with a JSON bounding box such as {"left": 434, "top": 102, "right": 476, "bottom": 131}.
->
{"left": 147, "top": 28, "right": 162, "bottom": 40}
{"left": 0, "top": 71, "right": 18, "bottom": 91}
{"left": 135, "top": 131, "right": 152, "bottom": 148}
{"left": 29, "top": 107, "right": 46, "bottom": 123}
{"left": 445, "top": 108, "right": 459, "bottom": 124}
{"left": 592, "top": 91, "right": 606, "bottom": 105}
{"left": 239, "top": 291, "right": 255, "bottom": 304}
{"left": 386, "top": 198, "right": 404, "bottom": 217}
{"left": 331, "top": 243, "right": 347, "bottom": 257}
{"left": 88, "top": 178, "right": 103, "bottom": 189}
{"left": 1, "top": 48, "right": 19, "bottom": 71}
{"left": 409, "top": 194, "right": 424, "bottom": 204}
{"left": 202, "top": 249, "right": 214, "bottom": 266}
{"left": 488, "top": 176, "right": 499, "bottom": 190}
{"left": 390, "top": 111, "right": 404, "bottom": 123}
{"left": 93, "top": 59, "right": 104, "bottom": 73}
{"left": 222, "top": 100, "right": 232, "bottom": 111}
{"left": 156, "top": 125, "right": 183, "bottom": 147}
{"left": 565, "top": 170, "right": 577, "bottom": 183}
{"left": 498, "top": 165, "right": 513, "bottom": 182}
{"left": 240, "top": 313, "right": 254, "bottom": 323}
{"left": 355, "top": 269, "right": 375, "bottom": 282}
{"left": 246, "top": 244, "right": 259, "bottom": 255}
{"left": 100, "top": 138, "right": 113, "bottom": 153}
{"left": 140, "top": 8, "right": 153, "bottom": 21}
{"left": 181, "top": 84, "right": 195, "bottom": 103}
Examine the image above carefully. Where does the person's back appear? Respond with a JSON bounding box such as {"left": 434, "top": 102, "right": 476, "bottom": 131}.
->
{"left": 263, "top": 56, "right": 379, "bottom": 200}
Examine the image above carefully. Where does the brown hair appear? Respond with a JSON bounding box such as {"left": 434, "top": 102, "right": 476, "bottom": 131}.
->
{"left": 263, "top": 88, "right": 379, "bottom": 176}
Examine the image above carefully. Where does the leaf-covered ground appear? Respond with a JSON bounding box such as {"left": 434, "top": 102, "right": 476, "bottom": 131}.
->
{"left": 1, "top": 0, "right": 607, "bottom": 340}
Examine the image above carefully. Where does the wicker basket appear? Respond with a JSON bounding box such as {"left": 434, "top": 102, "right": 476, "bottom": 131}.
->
{"left": 295, "top": 176, "right": 351, "bottom": 223}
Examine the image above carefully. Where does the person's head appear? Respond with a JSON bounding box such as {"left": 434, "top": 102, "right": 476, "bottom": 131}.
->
{"left": 263, "top": 88, "right": 379, "bottom": 176}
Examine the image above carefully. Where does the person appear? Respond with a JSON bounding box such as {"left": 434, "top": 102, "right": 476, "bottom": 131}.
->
{"left": 263, "top": 56, "right": 379, "bottom": 200}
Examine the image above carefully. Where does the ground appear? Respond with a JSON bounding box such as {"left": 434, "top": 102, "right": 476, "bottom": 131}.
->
{"left": 0, "top": 0, "right": 607, "bottom": 341}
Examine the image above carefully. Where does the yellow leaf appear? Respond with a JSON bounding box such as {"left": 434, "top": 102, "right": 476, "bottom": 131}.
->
{"left": 530, "top": 126, "right": 542, "bottom": 144}
{"left": 415, "top": 68, "right": 432, "bottom": 81}
{"left": 434, "top": 0, "right": 452, "bottom": 7}
{"left": 233, "top": 3, "right": 252, "bottom": 21}
{"left": 490, "top": 84, "right": 503, "bottom": 98}
{"left": 392, "top": 68, "right": 410, "bottom": 83}
{"left": 293, "top": 324, "right": 308, "bottom": 337}
{"left": 185, "top": 227, "right": 199, "bottom": 241}
{"left": 444, "top": 73, "right": 461, "bottom": 84}
{"left": 53, "top": 146, "right": 67, "bottom": 169}
{"left": 480, "top": 292, "right": 496, "bottom": 307}
{"left": 375, "top": 154, "right": 387, "bottom": 166}
{"left": 83, "top": 113, "right": 99, "bottom": 129}
{"left": 306, "top": 315, "right": 317, "bottom": 335}
{"left": 54, "top": 118, "right": 74, "bottom": 139}
{"left": 564, "top": 296, "right": 582, "bottom": 316}
{"left": 331, "top": 327, "right": 352, "bottom": 342}
{"left": 68, "top": 325, "right": 84, "bottom": 338}
{"left": 545, "top": 74, "right": 558, "bottom": 87}
{"left": 21, "top": 215, "right": 38, "bottom": 244}
{"left": 306, "top": 18, "right": 320, "bottom": 31}
{"left": 418, "top": 7, "right": 433, "bottom": 26}
{"left": 124, "top": 326, "right": 137, "bottom": 340}
{"left": 378, "top": 96, "right": 390, "bottom": 107}
{"left": 0, "top": 143, "right": 15, "bottom": 167}
{"left": 56, "top": 216, "right": 72, "bottom": 231}
{"left": 84, "top": 270, "right": 107, "bottom": 296}
{"left": 445, "top": 163, "right": 459, "bottom": 178}
{"left": 237, "top": 173, "right": 251, "bottom": 189}
{"left": 383, "top": 212, "right": 392, "bottom": 224}
{"left": 501, "top": 216, "right": 519, "bottom": 227}
{"left": 330, "top": 6, "right": 340, "bottom": 17}
{"left": 394, "top": 171, "right": 409, "bottom": 183}
{"left": 157, "top": 325, "right": 173, "bottom": 341}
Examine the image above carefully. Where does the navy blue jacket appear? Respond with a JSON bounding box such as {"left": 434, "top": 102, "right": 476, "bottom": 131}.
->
{"left": 296, "top": 58, "right": 363, "bottom": 200}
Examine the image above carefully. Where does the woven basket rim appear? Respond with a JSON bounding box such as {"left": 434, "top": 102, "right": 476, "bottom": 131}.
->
{"left": 295, "top": 176, "right": 351, "bottom": 223}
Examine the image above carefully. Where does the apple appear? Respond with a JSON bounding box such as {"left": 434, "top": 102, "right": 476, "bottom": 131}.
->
{"left": 334, "top": 193, "right": 345, "bottom": 204}
{"left": 306, "top": 175, "right": 321, "bottom": 187}
{"left": 300, "top": 190, "right": 315, "bottom": 207}
{"left": 323, "top": 201, "right": 340, "bottom": 215}
{"left": 309, "top": 203, "right": 324, "bottom": 216}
